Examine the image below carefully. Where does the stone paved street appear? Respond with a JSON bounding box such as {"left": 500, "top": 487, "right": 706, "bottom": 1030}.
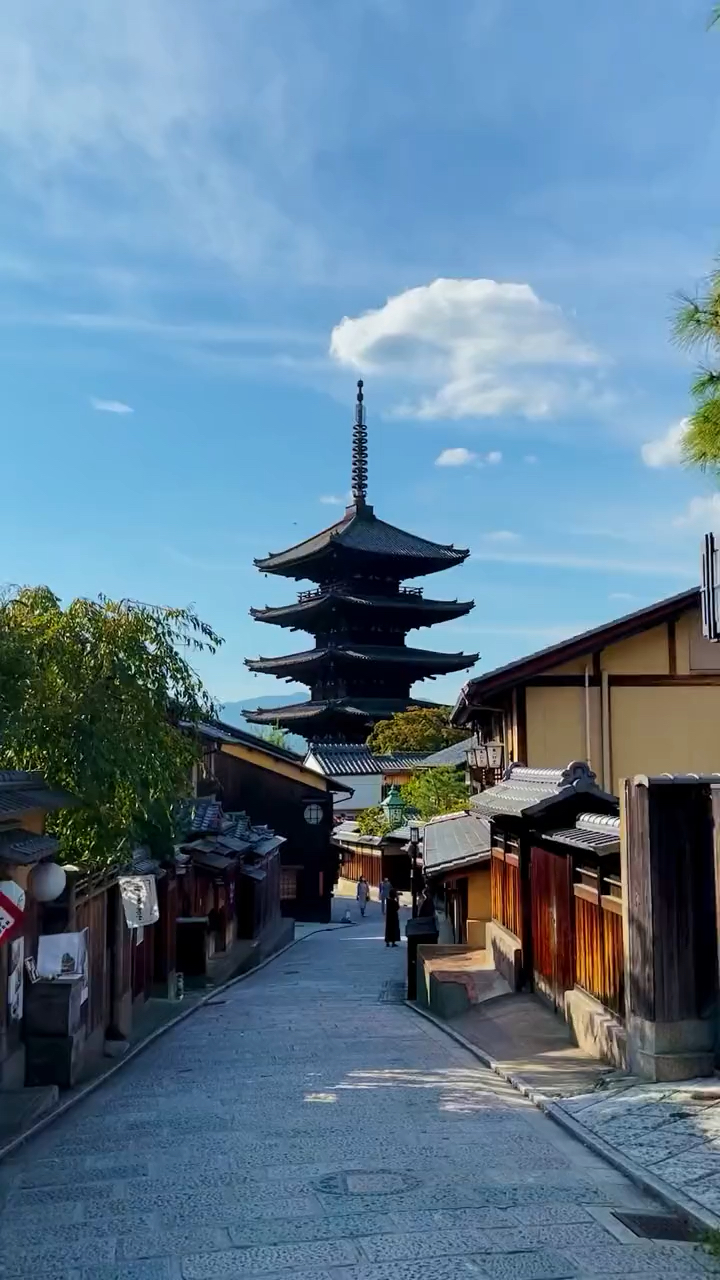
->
{"left": 1, "top": 894, "right": 717, "bottom": 1279}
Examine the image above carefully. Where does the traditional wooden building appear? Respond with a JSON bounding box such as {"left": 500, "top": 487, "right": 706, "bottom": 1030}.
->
{"left": 304, "top": 745, "right": 429, "bottom": 816}
{"left": 246, "top": 382, "right": 477, "bottom": 743}
{"left": 452, "top": 586, "right": 720, "bottom": 795}
{"left": 472, "top": 763, "right": 617, "bottom": 1001}
{"left": 192, "top": 721, "right": 351, "bottom": 922}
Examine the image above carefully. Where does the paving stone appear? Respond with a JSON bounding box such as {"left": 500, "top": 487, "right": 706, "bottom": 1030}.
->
{"left": 118, "top": 1225, "right": 231, "bottom": 1260}
{"left": 361, "top": 1227, "right": 493, "bottom": 1260}
{"left": 227, "top": 1211, "right": 389, "bottom": 1247}
{"left": 0, "top": 1236, "right": 117, "bottom": 1274}
{"left": 13, "top": 1159, "right": 150, "bottom": 1189}
{"left": 331, "top": 1264, "right": 476, "bottom": 1280}
{"left": 481, "top": 1223, "right": 621, "bottom": 1252}
{"left": 78, "top": 1264, "right": 180, "bottom": 1280}
{"left": 468, "top": 1250, "right": 578, "bottom": 1279}
{"left": 181, "top": 1238, "right": 360, "bottom": 1276}
{"left": 565, "top": 1243, "right": 707, "bottom": 1274}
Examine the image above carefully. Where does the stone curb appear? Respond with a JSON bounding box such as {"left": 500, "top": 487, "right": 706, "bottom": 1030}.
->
{"left": 0, "top": 921, "right": 343, "bottom": 1165}
{"left": 406, "top": 999, "right": 720, "bottom": 1237}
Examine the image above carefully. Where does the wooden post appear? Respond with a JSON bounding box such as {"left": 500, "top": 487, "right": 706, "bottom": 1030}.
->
{"left": 623, "top": 775, "right": 718, "bottom": 1081}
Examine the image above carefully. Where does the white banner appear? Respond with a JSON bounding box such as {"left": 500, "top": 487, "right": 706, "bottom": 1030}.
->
{"left": 119, "top": 876, "right": 159, "bottom": 928}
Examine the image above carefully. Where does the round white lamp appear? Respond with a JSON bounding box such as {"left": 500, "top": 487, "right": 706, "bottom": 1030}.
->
{"left": 31, "top": 862, "right": 67, "bottom": 903}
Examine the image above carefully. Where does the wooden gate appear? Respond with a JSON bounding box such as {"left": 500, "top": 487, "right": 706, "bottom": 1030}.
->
{"left": 530, "top": 846, "right": 574, "bottom": 1012}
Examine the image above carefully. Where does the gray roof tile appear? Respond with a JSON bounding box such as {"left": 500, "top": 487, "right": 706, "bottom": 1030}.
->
{"left": 307, "top": 746, "right": 429, "bottom": 777}
{"left": 471, "top": 762, "right": 615, "bottom": 820}
{"left": 0, "top": 829, "right": 59, "bottom": 866}
{"left": 543, "top": 811, "right": 621, "bottom": 855}
{"left": 423, "top": 812, "right": 491, "bottom": 874}
{"left": 419, "top": 739, "right": 473, "bottom": 768}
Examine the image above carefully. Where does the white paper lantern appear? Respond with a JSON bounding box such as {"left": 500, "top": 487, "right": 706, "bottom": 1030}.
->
{"left": 31, "top": 862, "right": 67, "bottom": 903}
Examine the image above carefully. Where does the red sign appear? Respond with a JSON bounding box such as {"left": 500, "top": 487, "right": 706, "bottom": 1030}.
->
{"left": 0, "top": 883, "right": 24, "bottom": 945}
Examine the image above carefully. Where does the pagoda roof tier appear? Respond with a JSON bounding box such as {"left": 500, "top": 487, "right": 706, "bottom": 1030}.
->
{"left": 250, "top": 587, "right": 474, "bottom": 632}
{"left": 244, "top": 696, "right": 440, "bottom": 742}
{"left": 245, "top": 643, "right": 478, "bottom": 682}
{"left": 255, "top": 502, "right": 469, "bottom": 583}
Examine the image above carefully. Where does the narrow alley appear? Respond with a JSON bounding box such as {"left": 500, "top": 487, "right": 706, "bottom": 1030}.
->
{"left": 0, "top": 896, "right": 713, "bottom": 1280}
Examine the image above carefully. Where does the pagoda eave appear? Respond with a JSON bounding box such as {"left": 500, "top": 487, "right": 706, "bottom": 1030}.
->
{"left": 249, "top": 593, "right": 475, "bottom": 631}
{"left": 245, "top": 646, "right": 478, "bottom": 681}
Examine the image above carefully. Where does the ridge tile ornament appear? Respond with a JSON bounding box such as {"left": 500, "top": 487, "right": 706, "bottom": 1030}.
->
{"left": 247, "top": 382, "right": 478, "bottom": 743}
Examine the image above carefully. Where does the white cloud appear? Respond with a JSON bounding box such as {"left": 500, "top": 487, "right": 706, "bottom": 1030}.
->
{"left": 641, "top": 418, "right": 688, "bottom": 468}
{"left": 524, "top": 454, "right": 538, "bottom": 465}
{"left": 435, "top": 447, "right": 476, "bottom": 467}
{"left": 91, "top": 397, "right": 133, "bottom": 414}
{"left": 0, "top": 2, "right": 322, "bottom": 282}
{"left": 472, "top": 548, "right": 694, "bottom": 577}
{"left": 486, "top": 450, "right": 502, "bottom": 465}
{"left": 673, "top": 493, "right": 720, "bottom": 528}
{"left": 330, "top": 277, "right": 599, "bottom": 420}
{"left": 482, "top": 530, "right": 520, "bottom": 543}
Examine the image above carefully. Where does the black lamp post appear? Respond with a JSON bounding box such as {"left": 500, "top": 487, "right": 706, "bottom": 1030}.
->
{"left": 409, "top": 823, "right": 420, "bottom": 918}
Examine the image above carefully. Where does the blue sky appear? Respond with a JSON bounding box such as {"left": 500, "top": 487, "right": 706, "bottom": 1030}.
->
{"left": 2, "top": 0, "right": 720, "bottom": 708}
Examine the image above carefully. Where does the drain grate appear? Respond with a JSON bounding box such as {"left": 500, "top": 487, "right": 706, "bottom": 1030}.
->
{"left": 613, "top": 1211, "right": 697, "bottom": 1241}
{"left": 378, "top": 980, "right": 406, "bottom": 1003}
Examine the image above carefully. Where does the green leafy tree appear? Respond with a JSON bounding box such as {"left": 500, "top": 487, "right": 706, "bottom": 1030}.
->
{"left": 355, "top": 805, "right": 393, "bottom": 837}
{"left": 674, "top": 266, "right": 720, "bottom": 471}
{"left": 0, "top": 586, "right": 222, "bottom": 872}
{"left": 258, "top": 723, "right": 287, "bottom": 748}
{"left": 367, "top": 707, "right": 466, "bottom": 755}
{"left": 400, "top": 766, "right": 469, "bottom": 822}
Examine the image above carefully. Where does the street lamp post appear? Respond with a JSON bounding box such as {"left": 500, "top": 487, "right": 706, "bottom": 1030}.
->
{"left": 409, "top": 823, "right": 420, "bottom": 918}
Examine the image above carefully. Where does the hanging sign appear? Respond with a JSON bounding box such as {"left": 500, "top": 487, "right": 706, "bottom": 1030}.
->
{"left": 0, "top": 881, "right": 25, "bottom": 945}
{"left": 118, "top": 876, "right": 159, "bottom": 929}
{"left": 7, "top": 938, "right": 24, "bottom": 1021}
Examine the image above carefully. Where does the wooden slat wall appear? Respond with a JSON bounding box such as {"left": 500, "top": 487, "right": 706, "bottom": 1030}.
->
{"left": 341, "top": 847, "right": 382, "bottom": 887}
{"left": 573, "top": 883, "right": 624, "bottom": 1015}
{"left": 75, "top": 887, "right": 110, "bottom": 1036}
{"left": 491, "top": 849, "right": 521, "bottom": 940}
{"left": 530, "top": 847, "right": 574, "bottom": 1006}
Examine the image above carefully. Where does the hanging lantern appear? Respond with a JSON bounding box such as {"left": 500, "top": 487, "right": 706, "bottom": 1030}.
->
{"left": 31, "top": 862, "right": 67, "bottom": 904}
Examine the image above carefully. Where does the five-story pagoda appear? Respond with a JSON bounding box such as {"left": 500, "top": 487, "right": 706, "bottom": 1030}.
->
{"left": 246, "top": 382, "right": 478, "bottom": 743}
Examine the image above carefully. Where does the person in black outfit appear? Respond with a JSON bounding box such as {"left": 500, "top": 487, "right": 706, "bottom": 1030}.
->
{"left": 384, "top": 886, "right": 400, "bottom": 947}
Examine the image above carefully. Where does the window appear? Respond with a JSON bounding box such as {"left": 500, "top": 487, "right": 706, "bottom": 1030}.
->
{"left": 280, "top": 869, "right": 298, "bottom": 901}
{"left": 304, "top": 803, "right": 323, "bottom": 826}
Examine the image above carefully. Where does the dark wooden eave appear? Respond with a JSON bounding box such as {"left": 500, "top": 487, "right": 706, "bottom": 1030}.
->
{"left": 250, "top": 588, "right": 474, "bottom": 631}
{"left": 245, "top": 643, "right": 478, "bottom": 680}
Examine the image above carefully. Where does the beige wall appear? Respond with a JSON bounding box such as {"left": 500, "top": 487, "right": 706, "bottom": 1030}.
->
{"left": 610, "top": 685, "right": 720, "bottom": 788}
{"left": 467, "top": 864, "right": 491, "bottom": 948}
{"left": 526, "top": 686, "right": 602, "bottom": 774}
{"left": 600, "top": 624, "right": 669, "bottom": 675}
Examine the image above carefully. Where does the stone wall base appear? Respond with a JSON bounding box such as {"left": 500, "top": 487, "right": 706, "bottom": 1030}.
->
{"left": 627, "top": 1014, "right": 716, "bottom": 1082}
{"left": 564, "top": 986, "right": 627, "bottom": 1070}
{"left": 487, "top": 921, "right": 522, "bottom": 992}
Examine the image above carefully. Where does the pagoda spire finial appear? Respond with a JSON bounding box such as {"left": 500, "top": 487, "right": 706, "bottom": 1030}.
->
{"left": 351, "top": 379, "right": 368, "bottom": 507}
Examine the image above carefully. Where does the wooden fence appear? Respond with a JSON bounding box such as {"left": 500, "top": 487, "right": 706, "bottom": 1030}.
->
{"left": 340, "top": 845, "right": 382, "bottom": 888}
{"left": 573, "top": 869, "right": 624, "bottom": 1016}
{"left": 490, "top": 844, "right": 521, "bottom": 939}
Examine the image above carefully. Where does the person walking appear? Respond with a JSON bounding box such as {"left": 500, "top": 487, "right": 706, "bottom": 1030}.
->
{"left": 356, "top": 876, "right": 370, "bottom": 918}
{"left": 384, "top": 886, "right": 401, "bottom": 948}
{"left": 379, "top": 876, "right": 391, "bottom": 916}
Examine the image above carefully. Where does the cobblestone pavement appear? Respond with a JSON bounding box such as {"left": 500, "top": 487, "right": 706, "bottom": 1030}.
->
{"left": 556, "top": 1077, "right": 720, "bottom": 1222}
{"left": 1, "top": 895, "right": 717, "bottom": 1280}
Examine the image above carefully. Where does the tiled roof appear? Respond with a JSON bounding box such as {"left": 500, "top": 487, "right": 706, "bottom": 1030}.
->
{"left": 255, "top": 504, "right": 469, "bottom": 578}
{"left": 0, "top": 829, "right": 60, "bottom": 866}
{"left": 246, "top": 644, "right": 477, "bottom": 676}
{"left": 471, "top": 762, "right": 615, "bottom": 820}
{"left": 423, "top": 812, "right": 491, "bottom": 874}
{"left": 306, "top": 746, "right": 429, "bottom": 777}
{"left": 245, "top": 696, "right": 439, "bottom": 726}
{"left": 0, "top": 774, "right": 76, "bottom": 819}
{"left": 543, "top": 811, "right": 621, "bottom": 856}
{"left": 251, "top": 590, "right": 473, "bottom": 627}
{"left": 418, "top": 738, "right": 473, "bottom": 768}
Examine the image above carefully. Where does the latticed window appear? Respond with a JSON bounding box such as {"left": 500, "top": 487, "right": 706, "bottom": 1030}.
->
{"left": 280, "top": 869, "right": 298, "bottom": 901}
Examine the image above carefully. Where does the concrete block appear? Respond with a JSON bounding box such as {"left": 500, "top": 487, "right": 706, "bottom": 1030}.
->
{"left": 564, "top": 986, "right": 627, "bottom": 1070}
{"left": 487, "top": 920, "right": 522, "bottom": 991}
